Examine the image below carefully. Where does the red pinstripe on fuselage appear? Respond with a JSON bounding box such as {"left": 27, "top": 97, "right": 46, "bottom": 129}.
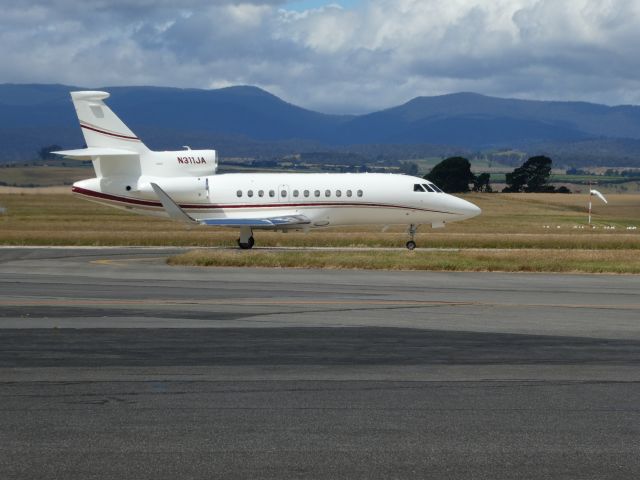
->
{"left": 71, "top": 186, "right": 460, "bottom": 216}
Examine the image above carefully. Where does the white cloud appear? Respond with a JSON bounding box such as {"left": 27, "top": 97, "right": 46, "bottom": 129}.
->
{"left": 1, "top": 0, "right": 640, "bottom": 113}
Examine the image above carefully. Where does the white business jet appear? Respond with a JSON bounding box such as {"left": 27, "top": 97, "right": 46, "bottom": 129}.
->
{"left": 54, "top": 91, "right": 480, "bottom": 249}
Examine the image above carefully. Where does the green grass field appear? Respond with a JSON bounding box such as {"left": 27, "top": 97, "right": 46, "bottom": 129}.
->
{"left": 1, "top": 189, "right": 639, "bottom": 272}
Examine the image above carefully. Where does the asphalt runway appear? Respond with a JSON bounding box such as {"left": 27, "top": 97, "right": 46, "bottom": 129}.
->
{"left": 1, "top": 247, "right": 639, "bottom": 479}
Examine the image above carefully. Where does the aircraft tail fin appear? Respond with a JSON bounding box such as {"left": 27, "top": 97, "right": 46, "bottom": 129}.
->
{"left": 70, "top": 91, "right": 149, "bottom": 154}
{"left": 60, "top": 91, "right": 215, "bottom": 180}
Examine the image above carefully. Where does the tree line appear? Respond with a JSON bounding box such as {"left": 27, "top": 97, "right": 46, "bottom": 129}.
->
{"left": 424, "top": 155, "right": 570, "bottom": 194}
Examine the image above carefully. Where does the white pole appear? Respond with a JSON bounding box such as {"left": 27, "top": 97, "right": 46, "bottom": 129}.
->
{"left": 587, "top": 180, "right": 593, "bottom": 225}
{"left": 587, "top": 180, "right": 591, "bottom": 225}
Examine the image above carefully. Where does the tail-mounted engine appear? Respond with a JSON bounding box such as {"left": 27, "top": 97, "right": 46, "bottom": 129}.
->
{"left": 142, "top": 149, "right": 217, "bottom": 177}
{"left": 136, "top": 176, "right": 210, "bottom": 203}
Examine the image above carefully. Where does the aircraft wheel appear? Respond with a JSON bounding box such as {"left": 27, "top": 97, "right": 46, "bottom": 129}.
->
{"left": 238, "top": 236, "right": 255, "bottom": 250}
{"left": 406, "top": 240, "right": 416, "bottom": 250}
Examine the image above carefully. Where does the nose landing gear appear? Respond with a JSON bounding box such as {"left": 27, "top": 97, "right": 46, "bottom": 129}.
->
{"left": 406, "top": 224, "right": 418, "bottom": 250}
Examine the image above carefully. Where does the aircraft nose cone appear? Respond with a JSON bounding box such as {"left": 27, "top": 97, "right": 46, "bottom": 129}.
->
{"left": 454, "top": 197, "right": 481, "bottom": 219}
{"left": 464, "top": 200, "right": 481, "bottom": 218}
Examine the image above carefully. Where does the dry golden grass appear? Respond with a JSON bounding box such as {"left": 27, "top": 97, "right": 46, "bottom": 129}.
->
{"left": 168, "top": 249, "right": 640, "bottom": 274}
{"left": 0, "top": 192, "right": 639, "bottom": 251}
{"left": 457, "top": 193, "right": 640, "bottom": 234}
{"left": 0, "top": 166, "right": 92, "bottom": 187}
{"left": 0, "top": 186, "right": 71, "bottom": 194}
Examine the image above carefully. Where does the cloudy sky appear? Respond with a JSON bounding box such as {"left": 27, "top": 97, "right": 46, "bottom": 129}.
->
{"left": 2, "top": 0, "right": 640, "bottom": 113}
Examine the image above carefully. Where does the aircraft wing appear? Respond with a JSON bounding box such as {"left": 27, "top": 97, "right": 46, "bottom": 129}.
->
{"left": 150, "top": 183, "right": 311, "bottom": 228}
{"left": 151, "top": 183, "right": 198, "bottom": 225}
{"left": 201, "top": 215, "right": 310, "bottom": 227}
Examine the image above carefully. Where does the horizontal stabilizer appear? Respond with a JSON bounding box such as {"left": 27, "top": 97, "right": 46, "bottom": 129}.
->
{"left": 52, "top": 147, "right": 138, "bottom": 160}
{"left": 71, "top": 91, "right": 110, "bottom": 102}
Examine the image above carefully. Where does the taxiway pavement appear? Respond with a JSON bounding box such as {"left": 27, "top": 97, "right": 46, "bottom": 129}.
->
{"left": 1, "top": 247, "right": 639, "bottom": 479}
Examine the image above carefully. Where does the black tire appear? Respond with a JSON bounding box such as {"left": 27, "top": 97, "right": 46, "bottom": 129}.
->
{"left": 238, "top": 236, "right": 255, "bottom": 250}
{"left": 406, "top": 240, "right": 416, "bottom": 250}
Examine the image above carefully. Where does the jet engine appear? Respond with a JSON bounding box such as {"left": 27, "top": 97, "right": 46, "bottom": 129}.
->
{"left": 136, "top": 176, "right": 210, "bottom": 203}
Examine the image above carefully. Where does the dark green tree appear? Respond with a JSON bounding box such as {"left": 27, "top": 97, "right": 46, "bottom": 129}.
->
{"left": 503, "top": 168, "right": 528, "bottom": 193}
{"left": 503, "top": 155, "right": 553, "bottom": 193}
{"left": 472, "top": 172, "right": 492, "bottom": 192}
{"left": 425, "top": 156, "right": 475, "bottom": 193}
{"left": 399, "top": 161, "right": 419, "bottom": 176}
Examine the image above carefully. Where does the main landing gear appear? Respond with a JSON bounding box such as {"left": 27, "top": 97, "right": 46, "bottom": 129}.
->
{"left": 238, "top": 227, "right": 255, "bottom": 249}
{"left": 238, "top": 237, "right": 255, "bottom": 249}
{"left": 406, "top": 224, "right": 418, "bottom": 250}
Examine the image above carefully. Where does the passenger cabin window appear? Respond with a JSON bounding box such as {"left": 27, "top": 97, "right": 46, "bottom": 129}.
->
{"left": 236, "top": 190, "right": 242, "bottom": 197}
{"left": 304, "top": 190, "right": 310, "bottom": 197}
{"left": 357, "top": 190, "right": 363, "bottom": 197}
{"left": 314, "top": 190, "right": 320, "bottom": 197}
{"left": 325, "top": 189, "right": 331, "bottom": 197}
{"left": 281, "top": 190, "right": 287, "bottom": 197}
{"left": 258, "top": 190, "right": 264, "bottom": 197}
{"left": 346, "top": 190, "right": 352, "bottom": 197}
{"left": 247, "top": 190, "right": 254, "bottom": 197}
{"left": 414, "top": 184, "right": 426, "bottom": 192}
{"left": 269, "top": 190, "right": 275, "bottom": 197}
{"left": 336, "top": 190, "right": 342, "bottom": 197}
{"left": 422, "top": 184, "right": 435, "bottom": 192}
{"left": 293, "top": 190, "right": 299, "bottom": 197}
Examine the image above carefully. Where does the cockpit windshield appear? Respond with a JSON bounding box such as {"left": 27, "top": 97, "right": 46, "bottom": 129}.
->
{"left": 414, "top": 182, "right": 444, "bottom": 193}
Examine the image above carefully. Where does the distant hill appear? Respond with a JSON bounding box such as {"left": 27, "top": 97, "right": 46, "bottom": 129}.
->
{"left": 1, "top": 84, "right": 640, "bottom": 166}
{"left": 345, "top": 92, "right": 640, "bottom": 143}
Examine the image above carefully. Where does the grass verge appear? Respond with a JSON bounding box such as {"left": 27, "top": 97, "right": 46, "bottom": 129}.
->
{"left": 167, "top": 249, "right": 640, "bottom": 274}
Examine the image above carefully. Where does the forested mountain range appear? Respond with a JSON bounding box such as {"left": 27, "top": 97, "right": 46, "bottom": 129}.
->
{"left": 1, "top": 83, "right": 639, "bottom": 166}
